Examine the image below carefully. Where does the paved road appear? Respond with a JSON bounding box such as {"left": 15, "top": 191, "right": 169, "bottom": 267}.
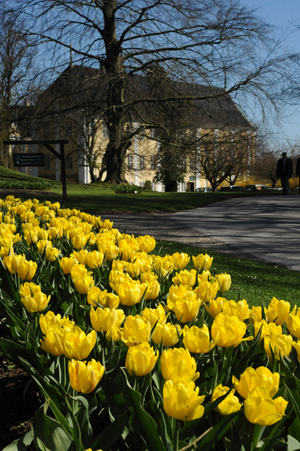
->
{"left": 104, "top": 196, "right": 300, "bottom": 272}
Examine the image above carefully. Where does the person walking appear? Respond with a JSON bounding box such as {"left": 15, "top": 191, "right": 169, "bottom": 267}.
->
{"left": 276, "top": 152, "right": 293, "bottom": 195}
{"left": 296, "top": 157, "right": 300, "bottom": 194}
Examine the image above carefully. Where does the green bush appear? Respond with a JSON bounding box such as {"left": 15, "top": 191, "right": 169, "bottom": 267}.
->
{"left": 114, "top": 183, "right": 141, "bottom": 194}
{"left": 143, "top": 180, "right": 153, "bottom": 192}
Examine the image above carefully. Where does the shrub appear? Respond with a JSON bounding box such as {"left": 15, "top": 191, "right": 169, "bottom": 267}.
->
{"left": 114, "top": 183, "right": 141, "bottom": 194}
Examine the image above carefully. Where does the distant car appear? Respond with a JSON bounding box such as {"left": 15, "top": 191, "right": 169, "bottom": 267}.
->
{"left": 245, "top": 184, "right": 269, "bottom": 191}
{"left": 219, "top": 185, "right": 244, "bottom": 191}
{"left": 195, "top": 187, "right": 213, "bottom": 192}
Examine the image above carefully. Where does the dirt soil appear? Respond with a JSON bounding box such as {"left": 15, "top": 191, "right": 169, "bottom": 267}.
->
{"left": 0, "top": 355, "right": 42, "bottom": 449}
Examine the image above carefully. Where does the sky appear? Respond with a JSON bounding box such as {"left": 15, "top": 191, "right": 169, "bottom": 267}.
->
{"left": 241, "top": 0, "right": 300, "bottom": 144}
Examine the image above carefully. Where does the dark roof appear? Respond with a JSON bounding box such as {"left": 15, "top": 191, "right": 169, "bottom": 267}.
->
{"left": 36, "top": 65, "right": 255, "bottom": 132}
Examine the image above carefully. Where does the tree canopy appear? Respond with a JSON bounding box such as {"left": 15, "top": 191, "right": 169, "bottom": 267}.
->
{"left": 2, "top": 0, "right": 299, "bottom": 183}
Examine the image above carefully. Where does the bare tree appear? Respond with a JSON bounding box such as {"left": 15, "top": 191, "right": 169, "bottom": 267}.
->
{"left": 3, "top": 0, "right": 298, "bottom": 183}
{"left": 0, "top": 9, "right": 38, "bottom": 165}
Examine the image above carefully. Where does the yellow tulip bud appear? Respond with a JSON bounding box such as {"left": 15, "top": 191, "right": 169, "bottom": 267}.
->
{"left": 163, "top": 380, "right": 205, "bottom": 421}
{"left": 125, "top": 342, "right": 158, "bottom": 376}
{"left": 232, "top": 366, "right": 280, "bottom": 399}
{"left": 160, "top": 347, "right": 199, "bottom": 382}
{"left": 244, "top": 387, "right": 288, "bottom": 426}
{"left": 211, "top": 385, "right": 242, "bottom": 415}
{"left": 68, "top": 359, "right": 104, "bottom": 393}
{"left": 215, "top": 273, "right": 231, "bottom": 293}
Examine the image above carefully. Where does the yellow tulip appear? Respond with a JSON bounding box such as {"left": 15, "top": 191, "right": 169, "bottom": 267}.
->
{"left": 152, "top": 255, "right": 174, "bottom": 278}
{"left": 163, "top": 380, "right": 205, "bottom": 421}
{"left": 222, "top": 299, "right": 249, "bottom": 321}
{"left": 64, "top": 327, "right": 97, "bottom": 360}
{"left": 211, "top": 385, "right": 242, "bottom": 415}
{"left": 70, "top": 249, "right": 88, "bottom": 264}
{"left": 68, "top": 359, "right": 104, "bottom": 393}
{"left": 141, "top": 304, "right": 168, "bottom": 327}
{"left": 70, "top": 231, "right": 89, "bottom": 249}
{"left": 90, "top": 307, "right": 125, "bottom": 332}
{"left": 86, "top": 250, "right": 104, "bottom": 269}
{"left": 172, "top": 293, "right": 202, "bottom": 323}
{"left": 20, "top": 282, "right": 51, "bottom": 312}
{"left": 264, "top": 330, "right": 293, "bottom": 360}
{"left": 192, "top": 253, "right": 213, "bottom": 271}
{"left": 122, "top": 315, "right": 151, "bottom": 346}
{"left": 204, "top": 297, "right": 224, "bottom": 318}
{"left": 160, "top": 347, "right": 199, "bottom": 382}
{"left": 172, "top": 269, "right": 197, "bottom": 287}
{"left": 249, "top": 306, "right": 262, "bottom": 324}
{"left": 136, "top": 235, "right": 156, "bottom": 253}
{"left": 151, "top": 323, "right": 181, "bottom": 347}
{"left": 232, "top": 366, "right": 280, "bottom": 399}
{"left": 87, "top": 287, "right": 120, "bottom": 309}
{"left": 40, "top": 324, "right": 66, "bottom": 356}
{"left": 215, "top": 273, "right": 231, "bottom": 293}
{"left": 114, "top": 280, "right": 147, "bottom": 306}
{"left": 183, "top": 324, "right": 218, "bottom": 354}
{"left": 211, "top": 313, "right": 250, "bottom": 348}
{"left": 71, "top": 264, "right": 94, "bottom": 294}
{"left": 59, "top": 257, "right": 77, "bottom": 274}
{"left": 172, "top": 252, "right": 190, "bottom": 270}
{"left": 125, "top": 342, "right": 158, "bottom": 376}
{"left": 285, "top": 312, "right": 300, "bottom": 339}
{"left": 45, "top": 246, "right": 60, "bottom": 261}
{"left": 244, "top": 387, "right": 288, "bottom": 426}
{"left": 293, "top": 341, "right": 300, "bottom": 361}
{"left": 253, "top": 320, "right": 282, "bottom": 340}
{"left": 194, "top": 280, "right": 219, "bottom": 303}
{"left": 140, "top": 273, "right": 160, "bottom": 300}
{"left": 265, "top": 297, "right": 290, "bottom": 325}
{"left": 17, "top": 259, "right": 37, "bottom": 281}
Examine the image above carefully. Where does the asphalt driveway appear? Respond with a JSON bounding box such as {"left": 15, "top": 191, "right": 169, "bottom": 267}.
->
{"left": 104, "top": 196, "right": 300, "bottom": 272}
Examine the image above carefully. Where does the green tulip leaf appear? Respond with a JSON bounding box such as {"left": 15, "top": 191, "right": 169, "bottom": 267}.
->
{"left": 32, "top": 401, "right": 73, "bottom": 451}
{"left": 2, "top": 430, "right": 33, "bottom": 451}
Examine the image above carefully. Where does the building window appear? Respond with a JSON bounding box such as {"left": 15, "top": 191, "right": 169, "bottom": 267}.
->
{"left": 150, "top": 156, "right": 156, "bottom": 170}
{"left": 66, "top": 154, "right": 73, "bottom": 170}
{"left": 140, "top": 156, "right": 145, "bottom": 170}
{"left": 127, "top": 154, "right": 133, "bottom": 169}
{"left": 44, "top": 154, "right": 50, "bottom": 170}
{"left": 190, "top": 156, "right": 196, "bottom": 172}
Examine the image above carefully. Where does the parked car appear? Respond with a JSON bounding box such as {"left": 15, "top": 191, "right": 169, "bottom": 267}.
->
{"left": 245, "top": 184, "right": 269, "bottom": 191}
{"left": 195, "top": 187, "right": 213, "bottom": 192}
{"left": 219, "top": 185, "right": 244, "bottom": 192}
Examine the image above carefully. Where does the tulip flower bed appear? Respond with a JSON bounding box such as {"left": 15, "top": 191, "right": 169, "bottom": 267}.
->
{"left": 1, "top": 195, "right": 300, "bottom": 451}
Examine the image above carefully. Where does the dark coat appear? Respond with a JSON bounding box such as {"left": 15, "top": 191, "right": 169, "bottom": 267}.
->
{"left": 277, "top": 157, "right": 293, "bottom": 179}
{"left": 296, "top": 158, "right": 300, "bottom": 178}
